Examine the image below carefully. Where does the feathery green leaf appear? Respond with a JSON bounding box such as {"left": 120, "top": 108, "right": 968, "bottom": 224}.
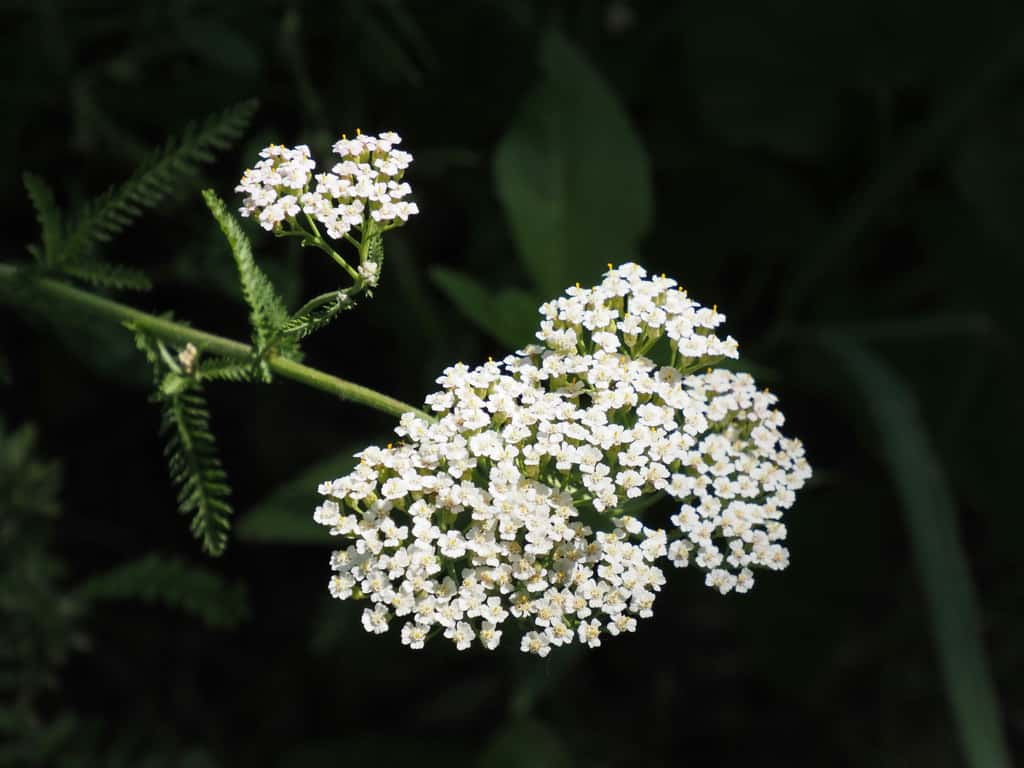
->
{"left": 60, "top": 260, "right": 153, "bottom": 291}
{"left": 202, "top": 189, "right": 299, "bottom": 368}
{"left": 281, "top": 294, "right": 351, "bottom": 340}
{"left": 160, "top": 386, "right": 233, "bottom": 556}
{"left": 197, "top": 356, "right": 255, "bottom": 383}
{"left": 76, "top": 553, "right": 248, "bottom": 629}
{"left": 22, "top": 173, "right": 63, "bottom": 266}
{"left": 130, "top": 327, "right": 234, "bottom": 555}
{"left": 60, "top": 99, "right": 258, "bottom": 265}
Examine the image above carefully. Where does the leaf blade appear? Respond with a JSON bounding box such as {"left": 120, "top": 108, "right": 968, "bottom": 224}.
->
{"left": 826, "top": 335, "right": 1011, "bottom": 768}
{"left": 430, "top": 266, "right": 538, "bottom": 350}
{"left": 238, "top": 444, "right": 372, "bottom": 545}
{"left": 494, "top": 30, "right": 653, "bottom": 296}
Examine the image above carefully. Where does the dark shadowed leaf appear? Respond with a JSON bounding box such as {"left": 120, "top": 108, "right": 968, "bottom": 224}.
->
{"left": 430, "top": 266, "right": 539, "bottom": 350}
{"left": 76, "top": 554, "right": 248, "bottom": 630}
{"left": 238, "top": 443, "right": 370, "bottom": 545}
{"left": 826, "top": 335, "right": 1011, "bottom": 768}
{"left": 494, "top": 29, "right": 653, "bottom": 297}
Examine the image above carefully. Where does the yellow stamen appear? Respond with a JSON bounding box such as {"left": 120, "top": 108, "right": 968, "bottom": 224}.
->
{"left": 713, "top": 304, "right": 718, "bottom": 312}
{"left": 575, "top": 282, "right": 580, "bottom": 288}
{"left": 706, "top": 367, "right": 712, "bottom": 374}
{"left": 342, "top": 133, "right": 347, "bottom": 140}
{"left": 607, "top": 263, "right": 614, "bottom": 271}
{"left": 387, "top": 443, "right": 393, "bottom": 449}
{"left": 356, "top": 127, "right": 362, "bottom": 135}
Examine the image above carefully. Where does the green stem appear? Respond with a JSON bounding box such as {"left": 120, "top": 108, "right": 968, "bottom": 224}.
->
{"left": 1, "top": 265, "right": 430, "bottom": 421}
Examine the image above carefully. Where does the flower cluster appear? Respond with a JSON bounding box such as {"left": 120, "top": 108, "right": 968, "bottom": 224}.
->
{"left": 235, "top": 131, "right": 418, "bottom": 238}
{"left": 315, "top": 264, "right": 811, "bottom": 655}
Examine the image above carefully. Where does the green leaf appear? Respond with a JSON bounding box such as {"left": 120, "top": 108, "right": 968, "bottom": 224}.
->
{"left": 202, "top": 189, "right": 297, "bottom": 366}
{"left": 494, "top": 29, "right": 652, "bottom": 297}
{"left": 22, "top": 173, "right": 62, "bottom": 266}
{"left": 60, "top": 99, "right": 258, "bottom": 265}
{"left": 159, "top": 384, "right": 233, "bottom": 556}
{"left": 76, "top": 553, "right": 247, "bottom": 630}
{"left": 430, "top": 266, "right": 538, "bottom": 350}
{"left": 281, "top": 294, "right": 351, "bottom": 341}
{"left": 197, "top": 356, "right": 255, "bottom": 384}
{"left": 238, "top": 445, "right": 370, "bottom": 545}
{"left": 59, "top": 260, "right": 152, "bottom": 292}
{"left": 826, "top": 335, "right": 1011, "bottom": 768}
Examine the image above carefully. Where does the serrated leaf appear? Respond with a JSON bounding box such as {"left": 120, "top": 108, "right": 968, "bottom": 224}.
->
{"left": 22, "top": 173, "right": 62, "bottom": 265}
{"left": 202, "top": 189, "right": 298, "bottom": 364}
{"left": 76, "top": 553, "right": 247, "bottom": 629}
{"left": 494, "top": 29, "right": 652, "bottom": 297}
{"left": 430, "top": 266, "right": 538, "bottom": 349}
{"left": 281, "top": 295, "right": 350, "bottom": 340}
{"left": 60, "top": 260, "right": 152, "bottom": 291}
{"left": 159, "top": 385, "right": 234, "bottom": 556}
{"left": 826, "top": 335, "right": 1011, "bottom": 768}
{"left": 197, "top": 356, "right": 254, "bottom": 383}
{"left": 60, "top": 99, "right": 258, "bottom": 265}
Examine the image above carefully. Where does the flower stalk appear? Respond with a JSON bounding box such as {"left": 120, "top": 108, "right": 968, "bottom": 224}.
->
{"left": 0, "top": 264, "right": 428, "bottom": 421}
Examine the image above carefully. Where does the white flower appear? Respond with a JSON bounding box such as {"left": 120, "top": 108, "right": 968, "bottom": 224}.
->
{"left": 479, "top": 621, "right": 503, "bottom": 650}
{"left": 445, "top": 620, "right": 476, "bottom": 650}
{"left": 236, "top": 131, "right": 418, "bottom": 240}
{"left": 361, "top": 604, "right": 390, "bottom": 634}
{"left": 358, "top": 261, "right": 381, "bottom": 286}
{"left": 316, "top": 264, "right": 811, "bottom": 654}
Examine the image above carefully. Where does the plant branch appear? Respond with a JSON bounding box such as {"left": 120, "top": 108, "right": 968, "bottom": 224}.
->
{"left": 0, "top": 264, "right": 429, "bottom": 421}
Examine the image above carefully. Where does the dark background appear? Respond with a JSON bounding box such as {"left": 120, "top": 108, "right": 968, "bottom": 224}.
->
{"left": 2, "top": 1, "right": 1022, "bottom": 766}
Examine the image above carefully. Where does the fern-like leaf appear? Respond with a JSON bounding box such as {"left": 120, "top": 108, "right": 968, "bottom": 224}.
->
{"left": 202, "top": 189, "right": 300, "bottom": 366}
{"left": 76, "top": 553, "right": 248, "bottom": 629}
{"left": 365, "top": 230, "right": 384, "bottom": 271}
{"left": 60, "top": 99, "right": 258, "bottom": 264}
{"left": 22, "top": 173, "right": 63, "bottom": 266}
{"left": 160, "top": 385, "right": 233, "bottom": 556}
{"left": 60, "top": 260, "right": 152, "bottom": 291}
{"left": 282, "top": 294, "right": 352, "bottom": 339}
{"left": 197, "top": 356, "right": 255, "bottom": 383}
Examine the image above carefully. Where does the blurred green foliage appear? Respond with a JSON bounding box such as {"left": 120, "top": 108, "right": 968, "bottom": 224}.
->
{"left": 2, "top": 0, "right": 1023, "bottom": 766}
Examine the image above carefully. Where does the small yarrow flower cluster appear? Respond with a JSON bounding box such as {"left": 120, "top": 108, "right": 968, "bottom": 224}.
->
{"left": 315, "top": 264, "right": 811, "bottom": 655}
{"left": 235, "top": 131, "right": 418, "bottom": 240}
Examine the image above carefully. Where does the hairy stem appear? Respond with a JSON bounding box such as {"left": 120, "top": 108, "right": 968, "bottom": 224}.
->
{"left": 1, "top": 264, "right": 429, "bottom": 421}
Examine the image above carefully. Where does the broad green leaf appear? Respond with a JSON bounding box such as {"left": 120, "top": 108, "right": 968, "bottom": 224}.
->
{"left": 826, "top": 335, "right": 1011, "bottom": 768}
{"left": 238, "top": 445, "right": 369, "bottom": 545}
{"left": 430, "top": 266, "right": 538, "bottom": 350}
{"left": 494, "top": 29, "right": 653, "bottom": 297}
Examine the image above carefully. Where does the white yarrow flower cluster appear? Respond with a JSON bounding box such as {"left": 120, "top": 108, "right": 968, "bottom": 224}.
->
{"left": 235, "top": 131, "right": 419, "bottom": 238}
{"left": 315, "top": 264, "right": 811, "bottom": 655}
